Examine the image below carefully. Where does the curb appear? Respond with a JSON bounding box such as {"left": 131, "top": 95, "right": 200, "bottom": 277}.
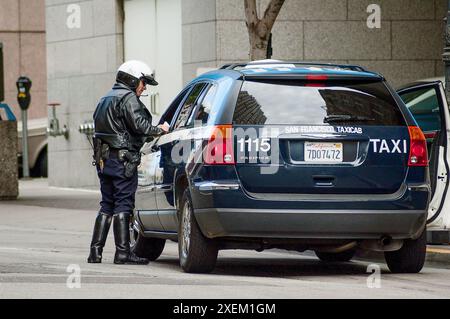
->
{"left": 355, "top": 246, "right": 450, "bottom": 266}
{"left": 426, "top": 247, "right": 450, "bottom": 264}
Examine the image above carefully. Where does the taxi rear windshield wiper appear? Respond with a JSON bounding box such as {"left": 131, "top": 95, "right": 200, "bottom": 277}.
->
{"left": 323, "top": 114, "right": 375, "bottom": 123}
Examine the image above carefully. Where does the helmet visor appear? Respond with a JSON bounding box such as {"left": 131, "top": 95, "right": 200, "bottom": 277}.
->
{"left": 141, "top": 73, "right": 158, "bottom": 86}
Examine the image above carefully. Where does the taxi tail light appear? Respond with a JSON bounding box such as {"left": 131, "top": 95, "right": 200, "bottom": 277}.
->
{"left": 204, "top": 125, "right": 235, "bottom": 165}
{"left": 306, "top": 75, "right": 329, "bottom": 81}
{"left": 408, "top": 126, "right": 428, "bottom": 167}
{"left": 305, "top": 75, "right": 328, "bottom": 87}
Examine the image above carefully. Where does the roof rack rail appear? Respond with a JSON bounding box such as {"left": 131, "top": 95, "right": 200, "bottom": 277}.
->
{"left": 220, "top": 61, "right": 369, "bottom": 73}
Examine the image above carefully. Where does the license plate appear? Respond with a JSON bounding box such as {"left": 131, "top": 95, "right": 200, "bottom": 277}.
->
{"left": 304, "top": 142, "right": 343, "bottom": 162}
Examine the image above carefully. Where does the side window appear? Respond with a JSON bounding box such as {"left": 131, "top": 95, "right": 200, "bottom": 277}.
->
{"left": 173, "top": 83, "right": 206, "bottom": 130}
{"left": 399, "top": 86, "right": 441, "bottom": 132}
{"left": 189, "top": 83, "right": 218, "bottom": 126}
{"left": 159, "top": 87, "right": 191, "bottom": 126}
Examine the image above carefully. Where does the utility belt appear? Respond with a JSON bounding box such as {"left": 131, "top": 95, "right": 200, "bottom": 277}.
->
{"left": 93, "top": 138, "right": 140, "bottom": 178}
{"left": 109, "top": 149, "right": 129, "bottom": 160}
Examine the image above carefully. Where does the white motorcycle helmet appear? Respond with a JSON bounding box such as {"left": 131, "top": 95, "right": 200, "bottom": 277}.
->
{"left": 116, "top": 60, "right": 158, "bottom": 89}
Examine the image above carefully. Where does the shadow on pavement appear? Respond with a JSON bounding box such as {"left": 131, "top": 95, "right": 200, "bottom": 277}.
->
{"left": 154, "top": 256, "right": 389, "bottom": 278}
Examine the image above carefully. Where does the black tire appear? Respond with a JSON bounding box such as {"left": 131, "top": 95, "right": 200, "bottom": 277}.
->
{"left": 384, "top": 229, "right": 426, "bottom": 274}
{"left": 315, "top": 249, "right": 356, "bottom": 262}
{"left": 178, "top": 189, "right": 218, "bottom": 273}
{"left": 130, "top": 228, "right": 165, "bottom": 261}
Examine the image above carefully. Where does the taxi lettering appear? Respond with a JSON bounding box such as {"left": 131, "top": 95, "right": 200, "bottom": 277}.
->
{"left": 336, "top": 126, "right": 363, "bottom": 134}
{"left": 370, "top": 139, "right": 407, "bottom": 154}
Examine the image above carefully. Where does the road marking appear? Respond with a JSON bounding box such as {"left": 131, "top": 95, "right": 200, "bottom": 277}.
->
{"left": 48, "top": 186, "right": 100, "bottom": 194}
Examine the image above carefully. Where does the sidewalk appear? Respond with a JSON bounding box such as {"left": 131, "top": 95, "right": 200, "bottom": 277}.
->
{"left": 1, "top": 178, "right": 100, "bottom": 211}
{"left": 2, "top": 178, "right": 450, "bottom": 266}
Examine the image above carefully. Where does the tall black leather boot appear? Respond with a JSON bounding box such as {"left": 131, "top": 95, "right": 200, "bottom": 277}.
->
{"left": 113, "top": 212, "right": 149, "bottom": 265}
{"left": 87, "top": 212, "right": 112, "bottom": 263}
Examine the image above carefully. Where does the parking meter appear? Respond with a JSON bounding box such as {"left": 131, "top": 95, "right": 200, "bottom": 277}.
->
{"left": 17, "top": 76, "right": 32, "bottom": 110}
{"left": 17, "top": 76, "right": 32, "bottom": 178}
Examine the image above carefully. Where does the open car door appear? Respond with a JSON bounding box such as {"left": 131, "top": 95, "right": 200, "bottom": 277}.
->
{"left": 397, "top": 80, "right": 450, "bottom": 243}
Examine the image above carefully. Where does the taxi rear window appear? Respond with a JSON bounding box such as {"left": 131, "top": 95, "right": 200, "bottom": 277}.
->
{"left": 233, "top": 80, "right": 406, "bottom": 126}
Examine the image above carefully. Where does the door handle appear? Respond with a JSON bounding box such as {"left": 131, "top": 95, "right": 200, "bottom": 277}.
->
{"left": 151, "top": 144, "right": 160, "bottom": 153}
{"left": 149, "top": 136, "right": 161, "bottom": 153}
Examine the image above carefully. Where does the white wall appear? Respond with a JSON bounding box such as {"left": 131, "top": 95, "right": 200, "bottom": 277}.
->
{"left": 46, "top": 0, "right": 124, "bottom": 187}
{"left": 124, "top": 0, "right": 182, "bottom": 122}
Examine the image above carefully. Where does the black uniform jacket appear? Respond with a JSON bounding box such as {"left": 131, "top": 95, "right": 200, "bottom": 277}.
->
{"left": 93, "top": 82, "right": 163, "bottom": 152}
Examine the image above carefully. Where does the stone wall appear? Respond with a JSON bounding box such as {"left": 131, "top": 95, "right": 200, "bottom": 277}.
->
{"left": 182, "top": 0, "right": 218, "bottom": 85}
{"left": 0, "top": 121, "right": 18, "bottom": 199}
{"left": 0, "top": 0, "right": 47, "bottom": 121}
{"left": 46, "top": 0, "right": 124, "bottom": 187}
{"left": 183, "top": 0, "right": 447, "bottom": 88}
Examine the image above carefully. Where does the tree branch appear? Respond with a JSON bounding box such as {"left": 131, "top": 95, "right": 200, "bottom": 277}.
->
{"left": 244, "top": 0, "right": 285, "bottom": 60}
{"left": 262, "top": 0, "right": 285, "bottom": 31}
{"left": 244, "top": 0, "right": 259, "bottom": 27}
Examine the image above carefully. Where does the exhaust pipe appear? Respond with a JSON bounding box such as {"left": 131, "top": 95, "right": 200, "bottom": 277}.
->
{"left": 360, "top": 236, "right": 402, "bottom": 252}
{"left": 380, "top": 236, "right": 392, "bottom": 247}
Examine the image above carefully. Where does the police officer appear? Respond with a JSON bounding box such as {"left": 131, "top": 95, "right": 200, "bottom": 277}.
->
{"left": 87, "top": 60, "right": 169, "bottom": 265}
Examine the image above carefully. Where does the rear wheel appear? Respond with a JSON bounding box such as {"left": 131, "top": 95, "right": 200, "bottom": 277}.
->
{"left": 178, "top": 189, "right": 218, "bottom": 273}
{"left": 130, "top": 226, "right": 165, "bottom": 261}
{"left": 315, "top": 249, "right": 356, "bottom": 262}
{"left": 384, "top": 229, "right": 426, "bottom": 273}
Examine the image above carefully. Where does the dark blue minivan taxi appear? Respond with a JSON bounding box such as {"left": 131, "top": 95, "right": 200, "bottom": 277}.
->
{"left": 131, "top": 61, "right": 431, "bottom": 274}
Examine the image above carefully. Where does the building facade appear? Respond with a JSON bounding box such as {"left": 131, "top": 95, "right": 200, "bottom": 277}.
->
{"left": 45, "top": 0, "right": 447, "bottom": 188}
{"left": 183, "top": 0, "right": 446, "bottom": 87}
{"left": 0, "top": 0, "right": 47, "bottom": 120}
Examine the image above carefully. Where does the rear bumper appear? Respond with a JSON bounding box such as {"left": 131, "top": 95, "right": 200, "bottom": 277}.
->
{"left": 194, "top": 208, "right": 427, "bottom": 240}
{"left": 191, "top": 179, "right": 430, "bottom": 240}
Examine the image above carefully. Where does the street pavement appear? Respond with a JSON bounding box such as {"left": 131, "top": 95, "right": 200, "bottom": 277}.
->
{"left": 1, "top": 179, "right": 450, "bottom": 299}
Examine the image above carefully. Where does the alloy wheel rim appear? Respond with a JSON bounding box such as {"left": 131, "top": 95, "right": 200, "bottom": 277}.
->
{"left": 182, "top": 202, "right": 191, "bottom": 258}
{"left": 130, "top": 223, "right": 137, "bottom": 247}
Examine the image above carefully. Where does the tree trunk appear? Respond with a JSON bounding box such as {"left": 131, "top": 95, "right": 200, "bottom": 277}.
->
{"left": 244, "top": 0, "right": 285, "bottom": 61}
